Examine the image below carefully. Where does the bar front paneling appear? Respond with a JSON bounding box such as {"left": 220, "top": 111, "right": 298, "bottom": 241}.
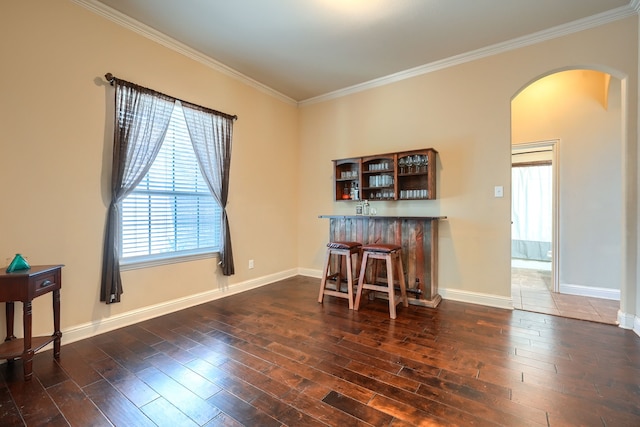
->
{"left": 319, "top": 215, "right": 446, "bottom": 307}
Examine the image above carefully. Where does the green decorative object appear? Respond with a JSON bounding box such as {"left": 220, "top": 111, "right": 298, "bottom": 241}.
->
{"left": 6, "top": 254, "right": 30, "bottom": 273}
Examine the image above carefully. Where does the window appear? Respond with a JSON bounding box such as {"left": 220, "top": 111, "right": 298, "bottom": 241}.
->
{"left": 120, "top": 104, "right": 222, "bottom": 266}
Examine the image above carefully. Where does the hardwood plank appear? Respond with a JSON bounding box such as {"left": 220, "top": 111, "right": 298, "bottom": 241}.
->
{"left": 97, "top": 340, "right": 153, "bottom": 373}
{"left": 140, "top": 397, "right": 199, "bottom": 427}
{"left": 0, "top": 382, "right": 24, "bottom": 427}
{"left": 322, "top": 390, "right": 393, "bottom": 426}
{"left": 203, "top": 411, "right": 244, "bottom": 427}
{"left": 47, "top": 379, "right": 112, "bottom": 427}
{"left": 53, "top": 345, "right": 104, "bottom": 388}
{"left": 344, "top": 360, "right": 420, "bottom": 392}
{"left": 1, "top": 361, "right": 70, "bottom": 427}
{"left": 152, "top": 340, "right": 199, "bottom": 364}
{"left": 137, "top": 366, "right": 220, "bottom": 425}
{"left": 207, "top": 390, "right": 281, "bottom": 427}
{"left": 146, "top": 352, "right": 221, "bottom": 400}
{"left": 280, "top": 389, "right": 372, "bottom": 427}
{"left": 84, "top": 379, "right": 156, "bottom": 427}
{"left": 31, "top": 351, "right": 70, "bottom": 389}
{"left": 186, "top": 358, "right": 266, "bottom": 404}
{"left": 218, "top": 359, "right": 292, "bottom": 399}
{"left": 415, "top": 382, "right": 547, "bottom": 426}
{"left": 91, "top": 356, "right": 160, "bottom": 408}
{"left": 367, "top": 393, "right": 449, "bottom": 426}
{"left": 65, "top": 338, "right": 109, "bottom": 364}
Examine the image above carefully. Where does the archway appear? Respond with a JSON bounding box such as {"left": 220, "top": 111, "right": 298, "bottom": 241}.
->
{"left": 511, "top": 69, "right": 624, "bottom": 323}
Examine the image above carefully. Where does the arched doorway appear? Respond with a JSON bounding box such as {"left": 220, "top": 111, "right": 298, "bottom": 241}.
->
{"left": 511, "top": 69, "right": 623, "bottom": 324}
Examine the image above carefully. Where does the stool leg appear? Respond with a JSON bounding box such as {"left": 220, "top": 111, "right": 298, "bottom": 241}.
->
{"left": 354, "top": 251, "right": 369, "bottom": 311}
{"left": 396, "top": 252, "right": 409, "bottom": 308}
{"left": 386, "top": 254, "right": 397, "bottom": 319}
{"left": 318, "top": 249, "right": 332, "bottom": 304}
{"left": 337, "top": 253, "right": 344, "bottom": 292}
{"left": 369, "top": 258, "right": 381, "bottom": 301}
{"left": 345, "top": 251, "right": 354, "bottom": 309}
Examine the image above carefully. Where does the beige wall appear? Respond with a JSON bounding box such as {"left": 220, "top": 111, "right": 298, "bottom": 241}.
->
{"left": 513, "top": 70, "right": 623, "bottom": 292}
{"left": 298, "top": 17, "right": 638, "bottom": 314}
{"left": 0, "top": 0, "right": 299, "bottom": 337}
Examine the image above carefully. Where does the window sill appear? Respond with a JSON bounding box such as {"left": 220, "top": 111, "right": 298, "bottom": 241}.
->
{"left": 120, "top": 251, "right": 219, "bottom": 271}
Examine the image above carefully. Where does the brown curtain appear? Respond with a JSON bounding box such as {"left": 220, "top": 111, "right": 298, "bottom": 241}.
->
{"left": 181, "top": 101, "right": 236, "bottom": 275}
{"left": 100, "top": 79, "right": 175, "bottom": 303}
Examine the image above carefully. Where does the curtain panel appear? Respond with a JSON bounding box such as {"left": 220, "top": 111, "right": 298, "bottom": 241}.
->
{"left": 511, "top": 164, "right": 552, "bottom": 262}
{"left": 181, "top": 100, "right": 235, "bottom": 275}
{"left": 101, "top": 79, "right": 175, "bottom": 303}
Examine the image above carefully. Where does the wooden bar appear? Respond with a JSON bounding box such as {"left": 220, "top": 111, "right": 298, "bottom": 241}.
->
{"left": 319, "top": 215, "right": 446, "bottom": 307}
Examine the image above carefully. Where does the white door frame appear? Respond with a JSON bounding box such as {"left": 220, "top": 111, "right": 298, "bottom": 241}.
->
{"left": 511, "top": 139, "right": 560, "bottom": 292}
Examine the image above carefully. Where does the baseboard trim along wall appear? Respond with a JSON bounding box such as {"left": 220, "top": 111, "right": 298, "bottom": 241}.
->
{"left": 559, "top": 283, "right": 620, "bottom": 300}
{"left": 301, "top": 268, "right": 514, "bottom": 310}
{"left": 617, "top": 310, "right": 640, "bottom": 335}
{"left": 62, "top": 268, "right": 298, "bottom": 346}
{"left": 438, "top": 288, "right": 514, "bottom": 310}
{"left": 298, "top": 267, "right": 322, "bottom": 279}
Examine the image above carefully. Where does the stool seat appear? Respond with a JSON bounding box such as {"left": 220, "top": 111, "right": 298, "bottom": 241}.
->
{"left": 355, "top": 243, "right": 408, "bottom": 319}
{"left": 318, "top": 241, "right": 362, "bottom": 309}
{"left": 327, "top": 241, "right": 362, "bottom": 250}
{"left": 360, "top": 243, "right": 401, "bottom": 253}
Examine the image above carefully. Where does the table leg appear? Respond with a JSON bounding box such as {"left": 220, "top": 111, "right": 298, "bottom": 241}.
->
{"left": 22, "top": 300, "right": 33, "bottom": 381}
{"left": 4, "top": 301, "right": 16, "bottom": 363}
{"left": 5, "top": 301, "right": 15, "bottom": 341}
{"left": 53, "top": 289, "right": 61, "bottom": 359}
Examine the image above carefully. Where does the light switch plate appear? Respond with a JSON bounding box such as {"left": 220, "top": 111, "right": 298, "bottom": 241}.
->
{"left": 494, "top": 186, "right": 504, "bottom": 198}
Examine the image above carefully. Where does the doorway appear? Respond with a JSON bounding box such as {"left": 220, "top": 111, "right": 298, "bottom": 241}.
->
{"left": 511, "top": 141, "right": 558, "bottom": 312}
{"left": 510, "top": 70, "right": 622, "bottom": 325}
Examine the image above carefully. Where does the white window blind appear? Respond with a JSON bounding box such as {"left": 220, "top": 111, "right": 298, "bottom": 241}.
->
{"left": 120, "top": 104, "right": 222, "bottom": 263}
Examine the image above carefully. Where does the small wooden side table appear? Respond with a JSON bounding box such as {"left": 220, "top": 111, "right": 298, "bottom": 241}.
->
{"left": 0, "top": 265, "right": 63, "bottom": 380}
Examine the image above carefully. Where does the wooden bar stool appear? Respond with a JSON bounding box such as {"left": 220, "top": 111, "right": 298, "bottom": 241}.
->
{"left": 355, "top": 243, "right": 408, "bottom": 319}
{"left": 318, "top": 241, "right": 362, "bottom": 309}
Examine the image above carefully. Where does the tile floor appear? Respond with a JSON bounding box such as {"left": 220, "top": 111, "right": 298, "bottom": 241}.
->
{"left": 511, "top": 266, "right": 620, "bottom": 325}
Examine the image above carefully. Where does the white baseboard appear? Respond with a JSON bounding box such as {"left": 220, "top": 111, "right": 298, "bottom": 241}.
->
{"left": 62, "top": 268, "right": 298, "bottom": 346}
{"left": 559, "top": 283, "right": 620, "bottom": 300}
{"left": 298, "top": 267, "right": 322, "bottom": 279}
{"left": 617, "top": 310, "right": 640, "bottom": 336}
{"left": 438, "top": 288, "right": 513, "bottom": 310}
{"left": 300, "top": 268, "right": 514, "bottom": 310}
{"left": 617, "top": 310, "right": 634, "bottom": 329}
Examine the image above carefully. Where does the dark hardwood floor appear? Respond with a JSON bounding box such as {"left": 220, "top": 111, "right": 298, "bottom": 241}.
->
{"left": 1, "top": 275, "right": 639, "bottom": 426}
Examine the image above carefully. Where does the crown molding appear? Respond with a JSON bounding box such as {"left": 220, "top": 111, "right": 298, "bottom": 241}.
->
{"left": 71, "top": 0, "right": 297, "bottom": 106}
{"left": 72, "top": 0, "right": 637, "bottom": 107}
{"left": 300, "top": 2, "right": 639, "bottom": 105}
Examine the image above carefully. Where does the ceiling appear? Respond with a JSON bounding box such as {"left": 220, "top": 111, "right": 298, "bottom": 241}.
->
{"left": 86, "top": 0, "right": 636, "bottom": 102}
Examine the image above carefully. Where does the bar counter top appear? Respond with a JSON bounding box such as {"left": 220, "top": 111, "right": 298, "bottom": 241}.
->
{"left": 319, "top": 215, "right": 447, "bottom": 220}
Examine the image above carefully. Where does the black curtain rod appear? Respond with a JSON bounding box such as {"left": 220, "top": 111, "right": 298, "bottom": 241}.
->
{"left": 104, "top": 73, "right": 238, "bottom": 121}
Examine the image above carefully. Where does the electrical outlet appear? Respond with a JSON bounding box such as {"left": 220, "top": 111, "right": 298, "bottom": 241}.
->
{"left": 248, "top": 259, "right": 254, "bottom": 269}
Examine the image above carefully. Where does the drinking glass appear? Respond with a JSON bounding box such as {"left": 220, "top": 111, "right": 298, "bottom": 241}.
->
{"left": 419, "top": 155, "right": 427, "bottom": 172}
{"left": 413, "top": 155, "right": 422, "bottom": 173}
{"left": 406, "top": 156, "right": 413, "bottom": 173}
{"left": 398, "top": 157, "right": 406, "bottom": 174}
